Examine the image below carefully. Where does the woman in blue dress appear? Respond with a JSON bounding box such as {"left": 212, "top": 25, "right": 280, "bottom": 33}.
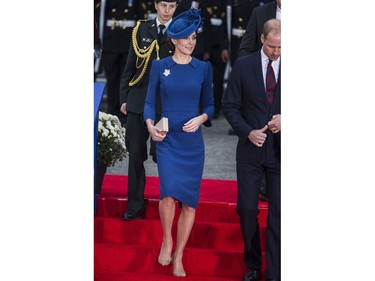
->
{"left": 144, "top": 8, "right": 214, "bottom": 277}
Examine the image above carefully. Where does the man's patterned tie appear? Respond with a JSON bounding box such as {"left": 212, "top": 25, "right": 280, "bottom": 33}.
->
{"left": 266, "top": 59, "right": 276, "bottom": 103}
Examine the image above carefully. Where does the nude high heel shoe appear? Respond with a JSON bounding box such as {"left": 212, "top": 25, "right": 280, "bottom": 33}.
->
{"left": 157, "top": 242, "right": 172, "bottom": 266}
{"left": 171, "top": 254, "right": 186, "bottom": 277}
{"left": 158, "top": 255, "right": 172, "bottom": 266}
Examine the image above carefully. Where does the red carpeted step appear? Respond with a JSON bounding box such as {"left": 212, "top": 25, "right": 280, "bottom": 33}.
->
{"left": 94, "top": 271, "right": 246, "bottom": 281}
{"left": 95, "top": 217, "right": 266, "bottom": 251}
{"left": 96, "top": 197, "right": 268, "bottom": 223}
{"left": 95, "top": 197, "right": 242, "bottom": 222}
{"left": 95, "top": 175, "right": 270, "bottom": 281}
{"left": 100, "top": 175, "right": 239, "bottom": 204}
{"left": 94, "top": 243, "right": 253, "bottom": 278}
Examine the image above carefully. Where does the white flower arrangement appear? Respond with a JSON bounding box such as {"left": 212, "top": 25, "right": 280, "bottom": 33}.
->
{"left": 97, "top": 111, "right": 128, "bottom": 167}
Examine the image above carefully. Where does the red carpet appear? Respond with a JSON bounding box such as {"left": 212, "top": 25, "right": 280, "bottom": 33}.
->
{"left": 95, "top": 174, "right": 268, "bottom": 281}
{"left": 100, "top": 174, "right": 239, "bottom": 203}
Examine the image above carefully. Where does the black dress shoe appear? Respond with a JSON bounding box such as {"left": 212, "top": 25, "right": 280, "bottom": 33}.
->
{"left": 258, "top": 193, "right": 268, "bottom": 202}
{"left": 243, "top": 269, "right": 261, "bottom": 281}
{"left": 121, "top": 210, "right": 144, "bottom": 220}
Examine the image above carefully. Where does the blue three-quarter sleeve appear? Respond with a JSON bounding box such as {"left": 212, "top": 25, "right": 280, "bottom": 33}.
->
{"left": 201, "top": 61, "right": 214, "bottom": 127}
{"left": 144, "top": 59, "right": 160, "bottom": 122}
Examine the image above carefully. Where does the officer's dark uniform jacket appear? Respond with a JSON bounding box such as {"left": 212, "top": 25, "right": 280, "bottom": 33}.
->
{"left": 139, "top": 0, "right": 157, "bottom": 20}
{"left": 224, "top": 0, "right": 260, "bottom": 65}
{"left": 94, "top": 0, "right": 146, "bottom": 54}
{"left": 119, "top": 18, "right": 174, "bottom": 115}
{"left": 201, "top": 0, "right": 227, "bottom": 53}
{"left": 94, "top": 0, "right": 150, "bottom": 120}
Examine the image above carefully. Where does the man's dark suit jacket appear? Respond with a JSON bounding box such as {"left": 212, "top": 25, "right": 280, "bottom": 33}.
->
{"left": 222, "top": 50, "right": 280, "bottom": 162}
{"left": 119, "top": 19, "right": 174, "bottom": 114}
{"left": 238, "top": 0, "right": 277, "bottom": 56}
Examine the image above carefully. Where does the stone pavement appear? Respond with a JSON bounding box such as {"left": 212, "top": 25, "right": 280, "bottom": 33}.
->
{"left": 106, "top": 113, "right": 238, "bottom": 180}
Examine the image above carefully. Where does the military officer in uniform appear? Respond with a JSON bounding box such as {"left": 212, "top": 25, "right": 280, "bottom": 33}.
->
{"left": 94, "top": 0, "right": 146, "bottom": 124}
{"left": 225, "top": 0, "right": 261, "bottom": 67}
{"left": 225, "top": 0, "right": 261, "bottom": 133}
{"left": 201, "top": 1, "right": 228, "bottom": 119}
{"left": 119, "top": 0, "right": 179, "bottom": 220}
{"left": 94, "top": 20, "right": 102, "bottom": 59}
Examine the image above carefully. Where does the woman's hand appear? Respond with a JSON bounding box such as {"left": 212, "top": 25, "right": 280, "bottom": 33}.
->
{"left": 146, "top": 119, "right": 167, "bottom": 141}
{"left": 183, "top": 114, "right": 207, "bottom": 133}
{"left": 150, "top": 128, "right": 167, "bottom": 142}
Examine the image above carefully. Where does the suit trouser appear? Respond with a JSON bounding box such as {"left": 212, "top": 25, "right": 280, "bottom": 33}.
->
{"left": 102, "top": 51, "right": 128, "bottom": 122}
{"left": 125, "top": 112, "right": 149, "bottom": 212}
{"left": 209, "top": 46, "right": 226, "bottom": 114}
{"left": 236, "top": 144, "right": 280, "bottom": 280}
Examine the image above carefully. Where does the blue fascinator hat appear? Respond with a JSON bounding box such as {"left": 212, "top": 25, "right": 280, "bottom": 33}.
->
{"left": 167, "top": 8, "right": 203, "bottom": 39}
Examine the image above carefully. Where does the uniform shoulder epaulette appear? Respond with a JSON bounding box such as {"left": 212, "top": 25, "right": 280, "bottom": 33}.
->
{"left": 138, "top": 19, "right": 152, "bottom": 23}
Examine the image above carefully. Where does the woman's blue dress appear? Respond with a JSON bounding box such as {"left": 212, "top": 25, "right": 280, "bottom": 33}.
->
{"left": 144, "top": 56, "right": 214, "bottom": 208}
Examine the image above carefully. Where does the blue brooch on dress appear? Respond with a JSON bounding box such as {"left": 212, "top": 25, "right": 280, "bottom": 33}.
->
{"left": 163, "top": 69, "right": 171, "bottom": 76}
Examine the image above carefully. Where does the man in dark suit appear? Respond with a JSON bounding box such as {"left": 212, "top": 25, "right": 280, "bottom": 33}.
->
{"left": 94, "top": 0, "right": 145, "bottom": 124}
{"left": 238, "top": 0, "right": 280, "bottom": 201}
{"left": 222, "top": 19, "right": 281, "bottom": 281}
{"left": 238, "top": 0, "right": 280, "bottom": 56}
{"left": 119, "top": 0, "right": 179, "bottom": 220}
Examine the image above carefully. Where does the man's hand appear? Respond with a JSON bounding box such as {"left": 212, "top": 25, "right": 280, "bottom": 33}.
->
{"left": 221, "top": 49, "right": 229, "bottom": 63}
{"left": 248, "top": 125, "right": 268, "bottom": 147}
{"left": 120, "top": 103, "right": 127, "bottom": 115}
{"left": 268, "top": 114, "right": 281, "bottom": 133}
{"left": 202, "top": 52, "right": 210, "bottom": 61}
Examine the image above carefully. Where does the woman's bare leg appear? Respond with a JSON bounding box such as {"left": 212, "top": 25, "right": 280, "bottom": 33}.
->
{"left": 158, "top": 196, "right": 175, "bottom": 265}
{"left": 172, "top": 204, "right": 196, "bottom": 277}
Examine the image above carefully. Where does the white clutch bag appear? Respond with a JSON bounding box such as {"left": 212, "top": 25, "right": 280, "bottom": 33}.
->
{"left": 155, "top": 117, "right": 169, "bottom": 132}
